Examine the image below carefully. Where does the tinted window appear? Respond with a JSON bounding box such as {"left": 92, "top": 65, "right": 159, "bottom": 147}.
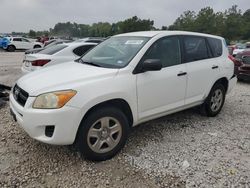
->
{"left": 13, "top": 38, "right": 22, "bottom": 42}
{"left": 207, "top": 38, "right": 222, "bottom": 57}
{"left": 73, "top": 45, "right": 95, "bottom": 56}
{"left": 183, "top": 36, "right": 209, "bottom": 62}
{"left": 142, "top": 36, "right": 181, "bottom": 68}
{"left": 38, "top": 44, "right": 67, "bottom": 55}
{"left": 22, "top": 38, "right": 30, "bottom": 42}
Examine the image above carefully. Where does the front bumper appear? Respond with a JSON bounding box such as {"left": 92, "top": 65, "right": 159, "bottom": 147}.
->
{"left": 9, "top": 93, "right": 82, "bottom": 145}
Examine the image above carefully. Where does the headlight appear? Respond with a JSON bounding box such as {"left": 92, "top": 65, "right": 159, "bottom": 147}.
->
{"left": 33, "top": 90, "right": 77, "bottom": 109}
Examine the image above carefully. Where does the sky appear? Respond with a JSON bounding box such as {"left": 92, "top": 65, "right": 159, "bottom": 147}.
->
{"left": 0, "top": 0, "right": 249, "bottom": 33}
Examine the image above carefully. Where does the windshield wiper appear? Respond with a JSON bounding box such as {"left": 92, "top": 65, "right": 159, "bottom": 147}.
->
{"left": 81, "top": 60, "right": 101, "bottom": 67}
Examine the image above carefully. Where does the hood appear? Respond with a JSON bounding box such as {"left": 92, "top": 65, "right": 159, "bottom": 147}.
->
{"left": 17, "top": 62, "right": 119, "bottom": 96}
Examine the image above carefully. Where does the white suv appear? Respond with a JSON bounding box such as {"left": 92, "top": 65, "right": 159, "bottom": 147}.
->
{"left": 4, "top": 37, "right": 42, "bottom": 52}
{"left": 10, "top": 31, "right": 237, "bottom": 161}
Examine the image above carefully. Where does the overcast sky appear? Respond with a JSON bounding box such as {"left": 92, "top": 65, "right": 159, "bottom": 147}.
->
{"left": 0, "top": 0, "right": 249, "bottom": 33}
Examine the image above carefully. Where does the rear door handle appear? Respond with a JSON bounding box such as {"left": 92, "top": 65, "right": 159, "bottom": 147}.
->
{"left": 177, "top": 72, "right": 187, "bottom": 76}
{"left": 212, "top": 65, "right": 219, "bottom": 69}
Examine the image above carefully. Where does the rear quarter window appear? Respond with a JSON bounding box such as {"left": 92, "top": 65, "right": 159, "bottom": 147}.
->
{"left": 38, "top": 44, "right": 67, "bottom": 55}
{"left": 207, "top": 37, "right": 222, "bottom": 57}
{"left": 73, "top": 45, "right": 96, "bottom": 56}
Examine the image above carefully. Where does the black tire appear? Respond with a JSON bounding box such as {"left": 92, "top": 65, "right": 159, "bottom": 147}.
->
{"left": 201, "top": 83, "right": 226, "bottom": 117}
{"left": 75, "top": 106, "right": 129, "bottom": 161}
{"left": 34, "top": 45, "right": 41, "bottom": 49}
{"left": 7, "top": 45, "right": 15, "bottom": 52}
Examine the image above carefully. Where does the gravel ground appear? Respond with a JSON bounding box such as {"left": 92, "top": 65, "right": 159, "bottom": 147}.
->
{"left": 0, "top": 52, "right": 250, "bottom": 187}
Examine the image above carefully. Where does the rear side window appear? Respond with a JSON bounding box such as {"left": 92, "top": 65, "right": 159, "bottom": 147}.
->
{"left": 38, "top": 44, "right": 67, "bottom": 55}
{"left": 13, "top": 38, "right": 22, "bottom": 42}
{"left": 73, "top": 45, "right": 95, "bottom": 56}
{"left": 207, "top": 38, "right": 222, "bottom": 57}
{"left": 183, "top": 36, "right": 209, "bottom": 62}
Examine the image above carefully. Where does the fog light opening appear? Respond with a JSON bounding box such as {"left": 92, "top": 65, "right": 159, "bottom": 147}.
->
{"left": 45, "top": 126, "right": 55, "bottom": 137}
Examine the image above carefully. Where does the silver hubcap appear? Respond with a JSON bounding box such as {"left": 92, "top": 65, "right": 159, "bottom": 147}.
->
{"left": 210, "top": 89, "right": 223, "bottom": 112}
{"left": 87, "top": 117, "right": 122, "bottom": 154}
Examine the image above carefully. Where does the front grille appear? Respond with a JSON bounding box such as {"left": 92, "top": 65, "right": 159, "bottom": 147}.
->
{"left": 13, "top": 84, "right": 29, "bottom": 107}
{"left": 241, "top": 66, "right": 250, "bottom": 71}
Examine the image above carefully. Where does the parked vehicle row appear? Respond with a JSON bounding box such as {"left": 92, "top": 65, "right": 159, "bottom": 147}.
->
{"left": 10, "top": 31, "right": 236, "bottom": 161}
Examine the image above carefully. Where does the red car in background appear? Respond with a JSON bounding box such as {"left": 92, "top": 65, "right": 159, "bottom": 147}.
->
{"left": 233, "top": 49, "right": 250, "bottom": 81}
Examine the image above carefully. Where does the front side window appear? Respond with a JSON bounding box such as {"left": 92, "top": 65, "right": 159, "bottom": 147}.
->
{"left": 183, "top": 36, "right": 209, "bottom": 62}
{"left": 22, "top": 38, "right": 30, "bottom": 42}
{"left": 141, "top": 36, "right": 181, "bottom": 68}
{"left": 81, "top": 36, "right": 150, "bottom": 68}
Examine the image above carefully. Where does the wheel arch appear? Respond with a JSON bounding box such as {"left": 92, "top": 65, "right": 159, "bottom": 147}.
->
{"left": 81, "top": 98, "right": 134, "bottom": 127}
{"left": 212, "top": 77, "right": 229, "bottom": 92}
{"left": 73, "top": 98, "right": 134, "bottom": 144}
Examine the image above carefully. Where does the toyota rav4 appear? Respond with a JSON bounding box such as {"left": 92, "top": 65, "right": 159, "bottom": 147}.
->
{"left": 10, "top": 31, "right": 237, "bottom": 161}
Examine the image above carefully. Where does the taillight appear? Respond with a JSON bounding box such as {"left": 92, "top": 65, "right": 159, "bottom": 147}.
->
{"left": 31, "top": 59, "right": 51, "bottom": 66}
{"left": 228, "top": 55, "right": 242, "bottom": 66}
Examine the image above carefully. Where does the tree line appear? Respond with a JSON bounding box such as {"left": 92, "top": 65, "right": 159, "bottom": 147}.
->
{"left": 27, "top": 5, "right": 249, "bottom": 42}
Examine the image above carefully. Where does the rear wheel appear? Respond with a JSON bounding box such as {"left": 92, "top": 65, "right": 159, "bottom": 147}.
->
{"left": 7, "top": 45, "right": 15, "bottom": 52}
{"left": 201, "top": 83, "right": 226, "bottom": 117}
{"left": 76, "top": 106, "right": 129, "bottom": 161}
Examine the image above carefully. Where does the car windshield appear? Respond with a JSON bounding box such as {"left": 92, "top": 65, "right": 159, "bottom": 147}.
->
{"left": 38, "top": 44, "right": 67, "bottom": 55}
{"left": 80, "top": 36, "right": 150, "bottom": 68}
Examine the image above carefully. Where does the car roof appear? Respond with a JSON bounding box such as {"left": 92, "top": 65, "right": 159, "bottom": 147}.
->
{"left": 115, "top": 30, "right": 223, "bottom": 39}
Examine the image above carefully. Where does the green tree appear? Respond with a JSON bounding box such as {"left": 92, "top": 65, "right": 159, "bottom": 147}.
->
{"left": 118, "top": 16, "right": 154, "bottom": 33}
{"left": 28, "top": 30, "right": 36, "bottom": 38}
{"left": 168, "top": 11, "right": 196, "bottom": 31}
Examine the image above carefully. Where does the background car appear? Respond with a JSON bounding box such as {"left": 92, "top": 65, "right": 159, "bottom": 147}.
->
{"left": 21, "top": 42, "right": 97, "bottom": 73}
{"left": 3, "top": 37, "right": 43, "bottom": 52}
{"left": 234, "top": 50, "right": 250, "bottom": 81}
{"left": 25, "top": 39, "right": 72, "bottom": 54}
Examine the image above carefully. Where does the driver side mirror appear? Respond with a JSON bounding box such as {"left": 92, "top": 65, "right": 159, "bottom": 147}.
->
{"left": 133, "top": 59, "right": 162, "bottom": 74}
{"left": 142, "top": 59, "right": 162, "bottom": 72}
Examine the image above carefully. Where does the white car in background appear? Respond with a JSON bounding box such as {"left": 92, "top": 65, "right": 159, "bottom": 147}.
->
{"left": 3, "top": 37, "right": 43, "bottom": 52}
{"left": 21, "top": 42, "right": 97, "bottom": 73}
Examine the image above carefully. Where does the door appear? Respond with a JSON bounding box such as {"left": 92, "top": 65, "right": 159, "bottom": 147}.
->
{"left": 136, "top": 36, "right": 187, "bottom": 120}
{"left": 182, "top": 36, "right": 220, "bottom": 105}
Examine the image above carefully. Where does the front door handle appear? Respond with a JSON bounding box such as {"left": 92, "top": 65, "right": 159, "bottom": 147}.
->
{"left": 212, "top": 65, "right": 219, "bottom": 69}
{"left": 177, "top": 72, "right": 187, "bottom": 76}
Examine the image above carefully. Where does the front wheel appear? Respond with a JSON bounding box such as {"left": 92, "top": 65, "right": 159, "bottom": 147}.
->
{"left": 75, "top": 106, "right": 129, "bottom": 161}
{"left": 201, "top": 83, "right": 226, "bottom": 117}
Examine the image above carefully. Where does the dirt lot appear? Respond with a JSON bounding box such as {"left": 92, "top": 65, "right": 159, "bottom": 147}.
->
{"left": 0, "top": 52, "right": 250, "bottom": 187}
